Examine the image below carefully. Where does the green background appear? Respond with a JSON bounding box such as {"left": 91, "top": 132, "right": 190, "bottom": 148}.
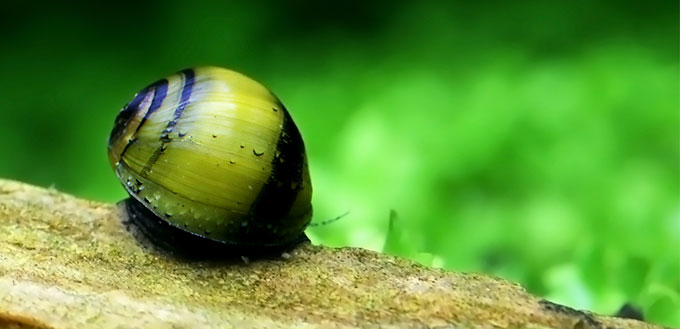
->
{"left": 1, "top": 1, "right": 677, "bottom": 326}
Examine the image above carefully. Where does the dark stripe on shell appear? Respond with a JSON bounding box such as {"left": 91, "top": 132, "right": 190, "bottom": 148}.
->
{"left": 140, "top": 79, "right": 169, "bottom": 134}
{"left": 141, "top": 69, "right": 195, "bottom": 177}
{"left": 161, "top": 68, "right": 195, "bottom": 142}
{"left": 248, "top": 106, "right": 305, "bottom": 235}
{"left": 111, "top": 79, "right": 169, "bottom": 160}
{"left": 109, "top": 90, "right": 147, "bottom": 146}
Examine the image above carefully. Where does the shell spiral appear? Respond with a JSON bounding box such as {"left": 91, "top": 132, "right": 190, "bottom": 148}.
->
{"left": 108, "top": 67, "right": 312, "bottom": 249}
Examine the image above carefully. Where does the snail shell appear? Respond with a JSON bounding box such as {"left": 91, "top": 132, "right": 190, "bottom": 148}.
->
{"left": 108, "top": 67, "right": 312, "bottom": 256}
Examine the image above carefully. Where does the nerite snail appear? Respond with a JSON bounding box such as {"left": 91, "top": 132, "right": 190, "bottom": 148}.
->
{"left": 108, "top": 67, "right": 312, "bottom": 257}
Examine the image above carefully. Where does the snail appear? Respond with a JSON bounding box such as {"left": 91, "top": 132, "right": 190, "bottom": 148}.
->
{"left": 108, "top": 67, "right": 312, "bottom": 257}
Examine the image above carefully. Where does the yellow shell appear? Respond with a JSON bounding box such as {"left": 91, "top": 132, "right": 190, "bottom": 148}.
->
{"left": 108, "top": 67, "right": 312, "bottom": 249}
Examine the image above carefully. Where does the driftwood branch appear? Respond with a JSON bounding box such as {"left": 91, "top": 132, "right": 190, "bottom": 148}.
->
{"left": 0, "top": 179, "right": 659, "bottom": 329}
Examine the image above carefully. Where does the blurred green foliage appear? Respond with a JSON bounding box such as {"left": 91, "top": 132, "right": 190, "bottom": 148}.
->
{"left": 0, "top": 1, "right": 677, "bottom": 326}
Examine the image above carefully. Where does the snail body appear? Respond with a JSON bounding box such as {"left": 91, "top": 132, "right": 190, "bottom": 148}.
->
{"left": 108, "top": 67, "right": 312, "bottom": 256}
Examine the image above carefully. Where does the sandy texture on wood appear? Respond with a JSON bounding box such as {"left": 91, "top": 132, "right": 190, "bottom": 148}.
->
{"left": 0, "top": 179, "right": 661, "bottom": 329}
